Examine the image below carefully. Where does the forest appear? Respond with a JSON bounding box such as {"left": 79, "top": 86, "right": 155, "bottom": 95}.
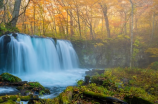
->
{"left": 0, "top": 0, "right": 158, "bottom": 104}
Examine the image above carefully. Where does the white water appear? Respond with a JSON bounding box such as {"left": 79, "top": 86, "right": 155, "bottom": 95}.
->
{"left": 0, "top": 87, "right": 15, "bottom": 93}
{"left": 0, "top": 33, "right": 86, "bottom": 90}
{"left": 0, "top": 33, "right": 80, "bottom": 74}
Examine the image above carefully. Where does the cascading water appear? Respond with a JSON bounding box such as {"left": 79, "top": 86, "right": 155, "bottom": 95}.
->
{"left": 0, "top": 33, "right": 86, "bottom": 87}
{"left": 0, "top": 33, "right": 87, "bottom": 98}
{"left": 0, "top": 33, "right": 79, "bottom": 74}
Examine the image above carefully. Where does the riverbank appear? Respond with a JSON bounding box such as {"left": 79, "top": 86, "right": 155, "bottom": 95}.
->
{"left": 1, "top": 67, "right": 157, "bottom": 104}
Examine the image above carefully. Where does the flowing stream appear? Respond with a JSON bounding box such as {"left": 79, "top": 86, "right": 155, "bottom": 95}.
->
{"left": 0, "top": 33, "right": 86, "bottom": 98}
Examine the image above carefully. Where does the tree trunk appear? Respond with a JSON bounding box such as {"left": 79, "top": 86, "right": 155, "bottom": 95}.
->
{"left": 100, "top": 3, "right": 111, "bottom": 38}
{"left": 0, "top": 0, "right": 3, "bottom": 9}
{"left": 90, "top": 23, "right": 93, "bottom": 39}
{"left": 151, "top": 12, "right": 155, "bottom": 43}
{"left": 66, "top": 10, "right": 69, "bottom": 35}
{"left": 77, "top": 8, "right": 81, "bottom": 38}
{"left": 34, "top": 4, "right": 36, "bottom": 35}
{"left": 135, "top": 15, "right": 138, "bottom": 33}
{"left": 129, "top": 0, "right": 134, "bottom": 68}
{"left": 11, "top": 0, "right": 22, "bottom": 27}
{"left": 70, "top": 10, "right": 74, "bottom": 37}
{"left": 124, "top": 12, "right": 127, "bottom": 35}
{"left": 90, "top": 8, "right": 94, "bottom": 39}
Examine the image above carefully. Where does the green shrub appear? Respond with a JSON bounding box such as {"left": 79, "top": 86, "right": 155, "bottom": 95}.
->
{"left": 0, "top": 23, "right": 19, "bottom": 36}
{"left": 148, "top": 61, "right": 158, "bottom": 70}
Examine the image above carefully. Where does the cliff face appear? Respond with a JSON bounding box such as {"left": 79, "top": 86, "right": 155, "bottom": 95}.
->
{"left": 72, "top": 39, "right": 151, "bottom": 68}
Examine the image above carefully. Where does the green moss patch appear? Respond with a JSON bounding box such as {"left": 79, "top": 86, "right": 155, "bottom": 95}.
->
{"left": 0, "top": 73, "right": 22, "bottom": 82}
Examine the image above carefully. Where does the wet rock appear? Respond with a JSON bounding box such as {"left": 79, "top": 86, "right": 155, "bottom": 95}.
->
{"left": 83, "top": 91, "right": 128, "bottom": 104}
{"left": 11, "top": 81, "right": 28, "bottom": 86}
{"left": 53, "top": 38, "right": 57, "bottom": 45}
{"left": 85, "top": 69, "right": 105, "bottom": 76}
{"left": 28, "top": 94, "right": 39, "bottom": 104}
{"left": 3, "top": 35, "right": 11, "bottom": 44}
{"left": 4, "top": 31, "right": 12, "bottom": 35}
{"left": 124, "top": 96, "right": 153, "bottom": 104}
{"left": 84, "top": 76, "right": 90, "bottom": 85}
{"left": 12, "top": 33, "right": 17, "bottom": 38}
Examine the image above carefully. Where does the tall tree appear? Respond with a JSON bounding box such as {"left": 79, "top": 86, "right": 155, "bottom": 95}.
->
{"left": 11, "top": 0, "right": 22, "bottom": 27}
{"left": 100, "top": 2, "right": 111, "bottom": 38}
{"left": 129, "top": 0, "right": 134, "bottom": 68}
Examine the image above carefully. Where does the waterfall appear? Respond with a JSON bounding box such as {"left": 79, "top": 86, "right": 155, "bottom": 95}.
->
{"left": 0, "top": 33, "right": 79, "bottom": 74}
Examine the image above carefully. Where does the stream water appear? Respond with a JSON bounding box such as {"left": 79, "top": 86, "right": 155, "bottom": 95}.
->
{"left": 0, "top": 33, "right": 87, "bottom": 98}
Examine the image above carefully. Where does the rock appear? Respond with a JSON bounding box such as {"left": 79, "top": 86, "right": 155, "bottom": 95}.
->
{"left": 124, "top": 96, "right": 153, "bottom": 104}
{"left": 0, "top": 73, "right": 50, "bottom": 97}
{"left": 11, "top": 81, "right": 28, "bottom": 86}
{"left": 4, "top": 31, "right": 12, "bottom": 35}
{"left": 28, "top": 94, "right": 39, "bottom": 104}
{"left": 53, "top": 38, "right": 57, "bottom": 45}
{"left": 3, "top": 35, "right": 11, "bottom": 44}
{"left": 85, "top": 69, "right": 105, "bottom": 76}
{"left": 12, "top": 33, "right": 17, "bottom": 38}
{"left": 84, "top": 76, "right": 90, "bottom": 85}
{"left": 0, "top": 73, "right": 22, "bottom": 83}
{"left": 83, "top": 91, "right": 128, "bottom": 104}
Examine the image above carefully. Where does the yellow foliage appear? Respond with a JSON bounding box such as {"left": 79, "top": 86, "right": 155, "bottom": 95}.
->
{"left": 146, "top": 48, "right": 158, "bottom": 57}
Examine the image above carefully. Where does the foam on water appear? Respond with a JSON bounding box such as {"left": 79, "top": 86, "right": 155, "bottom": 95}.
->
{"left": 17, "top": 69, "right": 86, "bottom": 87}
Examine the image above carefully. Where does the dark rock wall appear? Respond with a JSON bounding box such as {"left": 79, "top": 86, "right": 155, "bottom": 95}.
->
{"left": 72, "top": 40, "right": 151, "bottom": 68}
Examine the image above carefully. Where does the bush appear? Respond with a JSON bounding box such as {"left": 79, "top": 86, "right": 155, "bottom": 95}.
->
{"left": 0, "top": 23, "right": 19, "bottom": 36}
{"left": 148, "top": 61, "right": 158, "bottom": 70}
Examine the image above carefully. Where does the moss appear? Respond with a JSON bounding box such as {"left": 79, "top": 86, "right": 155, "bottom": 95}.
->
{"left": 28, "top": 82, "right": 44, "bottom": 89}
{"left": 0, "top": 95, "right": 30, "bottom": 103}
{"left": 83, "top": 91, "right": 107, "bottom": 99}
{"left": 44, "top": 89, "right": 51, "bottom": 94}
{"left": 16, "top": 98, "right": 21, "bottom": 102}
{"left": 0, "top": 97, "right": 3, "bottom": 103}
{"left": 27, "top": 82, "right": 50, "bottom": 94}
{"left": 77, "top": 80, "right": 84, "bottom": 86}
{"left": 0, "top": 73, "right": 22, "bottom": 82}
{"left": 2, "top": 100, "right": 16, "bottom": 104}
{"left": 34, "top": 98, "right": 60, "bottom": 104}
{"left": 58, "top": 86, "right": 73, "bottom": 104}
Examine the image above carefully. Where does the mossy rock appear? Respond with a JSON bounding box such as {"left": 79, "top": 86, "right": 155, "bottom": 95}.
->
{"left": 0, "top": 73, "right": 22, "bottom": 82}
{"left": 0, "top": 95, "right": 30, "bottom": 103}
{"left": 28, "top": 82, "right": 45, "bottom": 91}
{"left": 2, "top": 100, "right": 16, "bottom": 104}
{"left": 58, "top": 86, "right": 73, "bottom": 104}
{"left": 27, "top": 82, "right": 50, "bottom": 95}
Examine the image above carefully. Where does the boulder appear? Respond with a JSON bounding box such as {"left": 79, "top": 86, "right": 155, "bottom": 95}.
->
{"left": 12, "top": 33, "right": 17, "bottom": 38}
{"left": 3, "top": 35, "right": 11, "bottom": 44}
{"left": 0, "top": 73, "right": 22, "bottom": 83}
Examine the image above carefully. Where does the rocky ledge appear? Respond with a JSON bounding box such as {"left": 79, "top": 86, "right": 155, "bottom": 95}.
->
{"left": 0, "top": 73, "right": 50, "bottom": 103}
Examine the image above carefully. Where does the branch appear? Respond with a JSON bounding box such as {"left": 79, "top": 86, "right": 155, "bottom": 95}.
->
{"left": 9, "top": 0, "right": 30, "bottom": 24}
{"left": 0, "top": 0, "right": 8, "bottom": 9}
{"left": 0, "top": 0, "right": 8, "bottom": 24}
{"left": 129, "top": 0, "right": 133, "bottom": 4}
